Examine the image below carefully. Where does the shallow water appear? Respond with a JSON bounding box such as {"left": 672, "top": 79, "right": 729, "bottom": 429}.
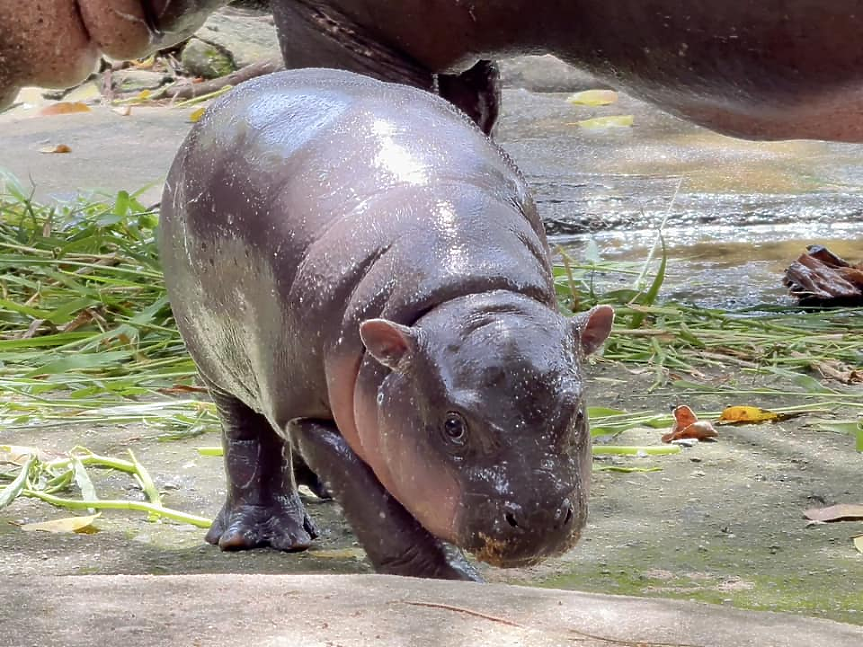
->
{"left": 560, "top": 224, "right": 863, "bottom": 309}
{"left": 495, "top": 88, "right": 863, "bottom": 308}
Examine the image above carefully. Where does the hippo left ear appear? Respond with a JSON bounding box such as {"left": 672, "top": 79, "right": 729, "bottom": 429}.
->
{"left": 359, "top": 319, "right": 420, "bottom": 371}
{"left": 571, "top": 305, "right": 615, "bottom": 356}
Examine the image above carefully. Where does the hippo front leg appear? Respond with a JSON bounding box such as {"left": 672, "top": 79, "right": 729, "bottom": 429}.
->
{"left": 206, "top": 386, "right": 317, "bottom": 551}
{"left": 289, "top": 419, "right": 481, "bottom": 581}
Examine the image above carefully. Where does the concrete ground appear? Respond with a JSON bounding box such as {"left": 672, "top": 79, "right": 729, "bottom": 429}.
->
{"left": 6, "top": 574, "right": 863, "bottom": 647}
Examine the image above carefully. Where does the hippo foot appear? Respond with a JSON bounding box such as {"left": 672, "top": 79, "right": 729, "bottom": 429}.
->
{"left": 205, "top": 497, "right": 318, "bottom": 552}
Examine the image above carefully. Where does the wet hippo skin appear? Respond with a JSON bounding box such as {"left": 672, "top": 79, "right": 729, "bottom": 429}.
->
{"left": 159, "top": 69, "right": 614, "bottom": 578}
{"left": 3, "top": 2, "right": 861, "bottom": 141}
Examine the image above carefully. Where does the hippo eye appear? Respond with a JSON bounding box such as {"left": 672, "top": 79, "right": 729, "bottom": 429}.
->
{"left": 442, "top": 412, "right": 468, "bottom": 446}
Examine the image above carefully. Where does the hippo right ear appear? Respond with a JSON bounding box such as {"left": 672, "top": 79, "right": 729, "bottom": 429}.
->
{"left": 571, "top": 305, "right": 615, "bottom": 356}
{"left": 359, "top": 319, "right": 420, "bottom": 371}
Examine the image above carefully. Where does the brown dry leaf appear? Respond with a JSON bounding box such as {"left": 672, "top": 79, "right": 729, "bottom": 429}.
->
{"left": 157, "top": 384, "right": 209, "bottom": 395}
{"left": 717, "top": 405, "right": 804, "bottom": 425}
{"left": 803, "top": 503, "right": 863, "bottom": 523}
{"left": 812, "top": 359, "right": 863, "bottom": 384}
{"left": 58, "top": 308, "right": 97, "bottom": 333}
{"left": 566, "top": 89, "right": 619, "bottom": 106}
{"left": 661, "top": 405, "right": 719, "bottom": 443}
{"left": 39, "top": 101, "right": 91, "bottom": 116}
{"left": 38, "top": 144, "right": 72, "bottom": 154}
{"left": 21, "top": 513, "right": 101, "bottom": 534}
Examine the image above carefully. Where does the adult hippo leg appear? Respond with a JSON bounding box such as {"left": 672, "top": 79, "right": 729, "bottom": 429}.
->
{"left": 206, "top": 385, "right": 317, "bottom": 551}
{"left": 437, "top": 60, "right": 501, "bottom": 136}
{"left": 289, "top": 418, "right": 481, "bottom": 581}
{"left": 292, "top": 451, "right": 332, "bottom": 501}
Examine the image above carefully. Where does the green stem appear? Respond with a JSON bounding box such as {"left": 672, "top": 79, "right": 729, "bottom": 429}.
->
{"left": 22, "top": 490, "right": 212, "bottom": 528}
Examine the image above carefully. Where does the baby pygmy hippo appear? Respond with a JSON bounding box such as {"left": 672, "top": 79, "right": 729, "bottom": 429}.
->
{"left": 159, "top": 69, "right": 614, "bottom": 579}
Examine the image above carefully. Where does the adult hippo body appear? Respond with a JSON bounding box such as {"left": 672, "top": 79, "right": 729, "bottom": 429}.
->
{"left": 273, "top": 0, "right": 863, "bottom": 140}
{"left": 3, "top": 2, "right": 862, "bottom": 142}
{"left": 159, "top": 68, "right": 614, "bottom": 578}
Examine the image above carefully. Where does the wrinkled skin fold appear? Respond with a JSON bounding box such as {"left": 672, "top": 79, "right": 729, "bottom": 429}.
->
{"left": 3, "top": 1, "right": 863, "bottom": 141}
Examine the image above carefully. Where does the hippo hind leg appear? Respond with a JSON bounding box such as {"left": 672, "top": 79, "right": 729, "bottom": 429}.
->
{"left": 206, "top": 386, "right": 318, "bottom": 551}
{"left": 437, "top": 60, "right": 501, "bottom": 136}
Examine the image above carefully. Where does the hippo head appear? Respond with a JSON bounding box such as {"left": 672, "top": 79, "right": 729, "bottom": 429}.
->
{"left": 358, "top": 293, "right": 614, "bottom": 567}
{"left": 0, "top": 1, "right": 225, "bottom": 109}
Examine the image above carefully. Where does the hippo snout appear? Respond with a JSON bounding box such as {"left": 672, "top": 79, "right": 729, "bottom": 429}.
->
{"left": 459, "top": 490, "right": 586, "bottom": 568}
{"left": 503, "top": 498, "right": 575, "bottom": 532}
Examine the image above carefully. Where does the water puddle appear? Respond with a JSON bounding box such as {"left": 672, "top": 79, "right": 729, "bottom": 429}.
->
{"left": 558, "top": 222, "right": 863, "bottom": 309}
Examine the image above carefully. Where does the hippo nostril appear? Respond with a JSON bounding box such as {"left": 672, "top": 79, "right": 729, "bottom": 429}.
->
{"left": 563, "top": 506, "right": 573, "bottom": 526}
{"left": 505, "top": 512, "right": 519, "bottom": 528}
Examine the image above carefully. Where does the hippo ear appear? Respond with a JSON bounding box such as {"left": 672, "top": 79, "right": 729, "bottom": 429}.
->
{"left": 359, "top": 319, "right": 420, "bottom": 371}
{"left": 571, "top": 305, "right": 615, "bottom": 356}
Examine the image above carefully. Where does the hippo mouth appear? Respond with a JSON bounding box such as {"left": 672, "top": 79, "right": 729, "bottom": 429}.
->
{"left": 469, "top": 528, "right": 583, "bottom": 568}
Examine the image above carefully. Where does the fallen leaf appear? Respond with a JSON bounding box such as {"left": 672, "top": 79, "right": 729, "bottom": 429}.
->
{"left": 717, "top": 405, "right": 804, "bottom": 425}
{"left": 112, "top": 106, "right": 133, "bottom": 117}
{"left": 812, "top": 359, "right": 863, "bottom": 384}
{"left": 566, "top": 89, "right": 618, "bottom": 106}
{"left": 21, "top": 513, "right": 101, "bottom": 534}
{"left": 132, "top": 55, "right": 156, "bottom": 69}
{"left": 158, "top": 384, "right": 209, "bottom": 395}
{"left": 0, "top": 444, "right": 56, "bottom": 464}
{"left": 803, "top": 504, "right": 863, "bottom": 523}
{"left": 854, "top": 535, "right": 863, "bottom": 554}
{"left": 38, "top": 102, "right": 91, "bottom": 116}
{"left": 308, "top": 547, "right": 366, "bottom": 560}
{"left": 38, "top": 144, "right": 72, "bottom": 154}
{"left": 661, "top": 405, "right": 718, "bottom": 443}
{"left": 571, "top": 115, "right": 634, "bottom": 129}
{"left": 189, "top": 106, "right": 206, "bottom": 122}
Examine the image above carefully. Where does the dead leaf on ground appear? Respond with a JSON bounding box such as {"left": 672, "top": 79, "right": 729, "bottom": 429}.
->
{"left": 112, "top": 105, "right": 133, "bottom": 117}
{"left": 811, "top": 359, "right": 863, "bottom": 384}
{"left": 717, "top": 405, "right": 804, "bottom": 425}
{"left": 570, "top": 115, "right": 634, "bottom": 129}
{"left": 157, "top": 384, "right": 209, "bottom": 395}
{"left": 39, "top": 144, "right": 72, "bottom": 154}
{"left": 854, "top": 535, "right": 863, "bottom": 554}
{"left": 566, "top": 89, "right": 618, "bottom": 106}
{"left": 661, "top": 405, "right": 718, "bottom": 443}
{"left": 189, "top": 106, "right": 206, "bottom": 123}
{"left": 39, "top": 102, "right": 91, "bottom": 116}
{"left": 804, "top": 504, "right": 863, "bottom": 523}
{"left": 20, "top": 513, "right": 101, "bottom": 534}
{"left": 308, "top": 547, "right": 366, "bottom": 560}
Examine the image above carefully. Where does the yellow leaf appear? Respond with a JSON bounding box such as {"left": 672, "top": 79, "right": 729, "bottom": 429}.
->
{"left": 189, "top": 106, "right": 206, "bottom": 123}
{"left": 137, "top": 89, "right": 151, "bottom": 101}
{"left": 38, "top": 102, "right": 91, "bottom": 116}
{"left": 571, "top": 115, "right": 634, "bottom": 129}
{"left": 718, "top": 406, "right": 780, "bottom": 424}
{"left": 308, "top": 547, "right": 366, "bottom": 560}
{"left": 854, "top": 535, "right": 863, "bottom": 554}
{"left": 0, "top": 445, "right": 51, "bottom": 464}
{"left": 21, "top": 513, "right": 101, "bottom": 534}
{"left": 566, "top": 89, "right": 619, "bottom": 106}
{"left": 38, "top": 144, "right": 72, "bottom": 154}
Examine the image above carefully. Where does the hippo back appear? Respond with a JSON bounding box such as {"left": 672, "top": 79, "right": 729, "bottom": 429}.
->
{"left": 159, "top": 69, "right": 553, "bottom": 429}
